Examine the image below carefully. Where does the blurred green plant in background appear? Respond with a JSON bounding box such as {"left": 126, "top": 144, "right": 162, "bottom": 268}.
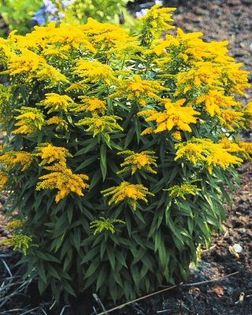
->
{"left": 0, "top": 0, "right": 42, "bottom": 36}
{"left": 0, "top": 0, "right": 135, "bottom": 37}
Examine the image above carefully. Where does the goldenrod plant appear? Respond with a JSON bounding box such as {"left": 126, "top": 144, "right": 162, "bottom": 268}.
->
{"left": 0, "top": 4, "right": 251, "bottom": 302}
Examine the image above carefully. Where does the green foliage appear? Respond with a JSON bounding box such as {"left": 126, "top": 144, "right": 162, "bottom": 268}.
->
{"left": 0, "top": 0, "right": 42, "bottom": 36}
{"left": 0, "top": 4, "right": 251, "bottom": 304}
{"left": 63, "top": 0, "right": 132, "bottom": 24}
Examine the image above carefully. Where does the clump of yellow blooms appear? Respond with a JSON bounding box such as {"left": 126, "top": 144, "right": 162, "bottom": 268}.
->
{"left": 74, "top": 97, "right": 107, "bottom": 114}
{"left": 76, "top": 115, "right": 123, "bottom": 139}
{"left": 139, "top": 99, "right": 200, "bottom": 133}
{"left": 118, "top": 150, "right": 157, "bottom": 174}
{"left": 196, "top": 90, "right": 238, "bottom": 117}
{"left": 13, "top": 107, "right": 45, "bottom": 135}
{"left": 0, "top": 151, "right": 33, "bottom": 171}
{"left": 36, "top": 162, "right": 89, "bottom": 203}
{"left": 36, "top": 143, "right": 71, "bottom": 165}
{"left": 167, "top": 183, "right": 201, "bottom": 200}
{"left": 6, "top": 219, "right": 24, "bottom": 231}
{"left": 112, "top": 75, "right": 165, "bottom": 106}
{"left": 0, "top": 171, "right": 8, "bottom": 191}
{"left": 39, "top": 93, "right": 74, "bottom": 113}
{"left": 47, "top": 116, "right": 68, "bottom": 129}
{"left": 74, "top": 60, "right": 115, "bottom": 84}
{"left": 90, "top": 217, "right": 125, "bottom": 235}
{"left": 0, "top": 4, "right": 251, "bottom": 302}
{"left": 175, "top": 138, "right": 243, "bottom": 173}
{"left": 1, "top": 234, "right": 32, "bottom": 256}
{"left": 102, "top": 182, "right": 154, "bottom": 210}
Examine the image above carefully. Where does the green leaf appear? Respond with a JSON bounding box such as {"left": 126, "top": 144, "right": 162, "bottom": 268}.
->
{"left": 96, "top": 266, "right": 107, "bottom": 291}
{"left": 100, "top": 143, "right": 107, "bottom": 181}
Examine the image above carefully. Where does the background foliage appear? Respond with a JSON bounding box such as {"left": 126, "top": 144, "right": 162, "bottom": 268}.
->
{"left": 0, "top": 0, "right": 41, "bottom": 36}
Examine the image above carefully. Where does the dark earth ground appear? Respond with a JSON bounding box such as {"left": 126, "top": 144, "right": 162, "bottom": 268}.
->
{"left": 0, "top": 0, "right": 252, "bottom": 314}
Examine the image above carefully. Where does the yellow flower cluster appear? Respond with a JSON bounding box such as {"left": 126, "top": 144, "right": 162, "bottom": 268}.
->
{"left": 102, "top": 181, "right": 154, "bottom": 210}
{"left": 112, "top": 75, "right": 165, "bottom": 106}
{"left": 0, "top": 171, "right": 8, "bottom": 191}
{"left": 141, "top": 5, "right": 175, "bottom": 37}
{"left": 118, "top": 150, "right": 157, "bottom": 174}
{"left": 0, "top": 151, "right": 33, "bottom": 171}
{"left": 167, "top": 183, "right": 201, "bottom": 200}
{"left": 6, "top": 219, "right": 24, "bottom": 231}
{"left": 175, "top": 138, "right": 243, "bottom": 173}
{"left": 2, "top": 233, "right": 32, "bottom": 255}
{"left": 139, "top": 99, "right": 199, "bottom": 133}
{"left": 36, "top": 162, "right": 89, "bottom": 203}
{"left": 76, "top": 115, "right": 123, "bottom": 138}
{"left": 5, "top": 48, "right": 67, "bottom": 86}
{"left": 196, "top": 90, "right": 239, "bottom": 117}
{"left": 14, "top": 107, "right": 45, "bottom": 135}
{"left": 36, "top": 143, "right": 71, "bottom": 165}
{"left": 90, "top": 217, "right": 125, "bottom": 235}
{"left": 80, "top": 18, "right": 140, "bottom": 57}
{"left": 74, "top": 60, "right": 114, "bottom": 84}
{"left": 39, "top": 93, "right": 74, "bottom": 113}
{"left": 74, "top": 97, "right": 106, "bottom": 114}
{"left": 47, "top": 116, "right": 68, "bottom": 129}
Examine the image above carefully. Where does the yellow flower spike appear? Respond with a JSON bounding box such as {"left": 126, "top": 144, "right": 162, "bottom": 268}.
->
{"left": 0, "top": 171, "right": 8, "bottom": 191}
{"left": 36, "top": 143, "right": 71, "bottom": 165}
{"left": 196, "top": 90, "right": 239, "bottom": 117}
{"left": 8, "top": 49, "right": 45, "bottom": 76}
{"left": 141, "top": 127, "right": 155, "bottom": 136}
{"left": 6, "top": 219, "right": 24, "bottom": 231}
{"left": 140, "top": 4, "right": 175, "bottom": 37}
{"left": 175, "top": 138, "right": 243, "bottom": 173}
{"left": 166, "top": 183, "right": 201, "bottom": 200}
{"left": 176, "top": 61, "right": 222, "bottom": 94}
{"left": 90, "top": 217, "right": 125, "bottom": 235}
{"left": 74, "top": 60, "right": 115, "bottom": 84}
{"left": 175, "top": 141, "right": 207, "bottom": 165}
{"left": 73, "top": 97, "right": 107, "bottom": 114}
{"left": 219, "top": 138, "right": 243, "bottom": 153}
{"left": 222, "top": 63, "right": 250, "bottom": 96}
{"left": 102, "top": 181, "right": 153, "bottom": 210}
{"left": 13, "top": 107, "right": 45, "bottom": 135}
{"left": 76, "top": 114, "right": 123, "bottom": 140}
{"left": 238, "top": 142, "right": 252, "bottom": 158}
{"left": 117, "top": 150, "right": 157, "bottom": 174}
{"left": 36, "top": 64, "right": 68, "bottom": 86}
{"left": 47, "top": 116, "right": 68, "bottom": 129}
{"left": 6, "top": 49, "right": 68, "bottom": 86}
{"left": 2, "top": 234, "right": 32, "bottom": 256}
{"left": 172, "top": 131, "right": 182, "bottom": 141}
{"left": 36, "top": 162, "right": 89, "bottom": 203}
{"left": 139, "top": 98, "right": 200, "bottom": 133}
{"left": 111, "top": 75, "right": 165, "bottom": 105}
{"left": 206, "top": 147, "right": 242, "bottom": 174}
{"left": 0, "top": 151, "right": 33, "bottom": 171}
{"left": 80, "top": 18, "right": 140, "bottom": 56}
{"left": 39, "top": 93, "right": 74, "bottom": 113}
{"left": 219, "top": 109, "right": 245, "bottom": 131}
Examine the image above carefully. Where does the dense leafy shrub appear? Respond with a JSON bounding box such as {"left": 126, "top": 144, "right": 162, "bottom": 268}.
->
{"left": 0, "top": 5, "right": 251, "bottom": 302}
